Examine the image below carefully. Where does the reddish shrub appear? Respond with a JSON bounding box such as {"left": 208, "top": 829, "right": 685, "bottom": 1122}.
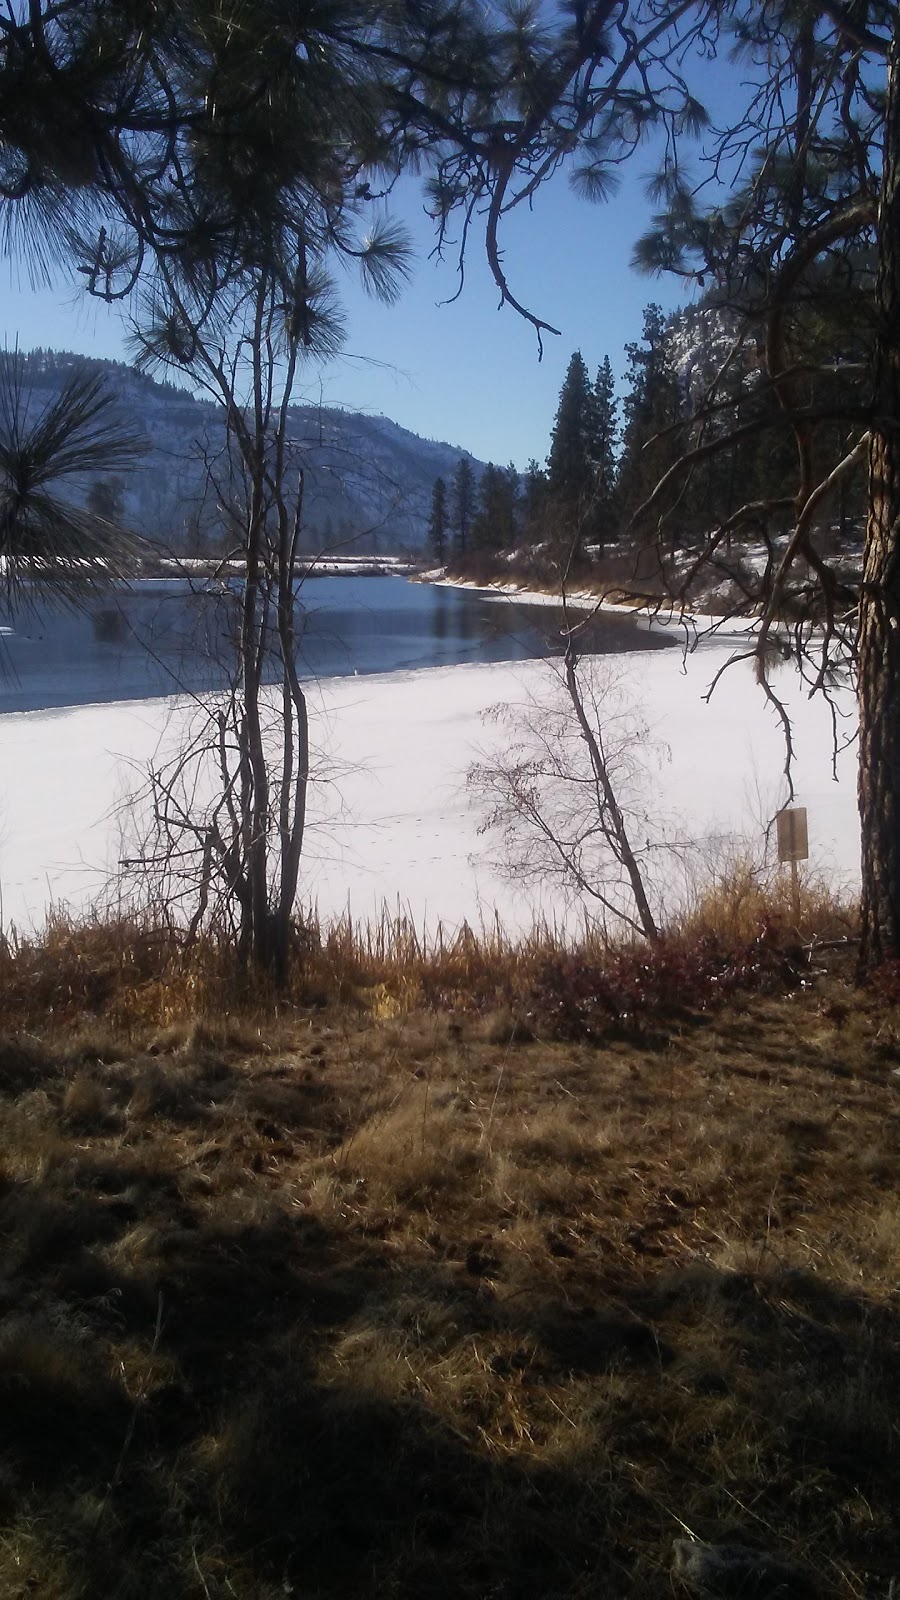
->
{"left": 523, "top": 924, "right": 804, "bottom": 1040}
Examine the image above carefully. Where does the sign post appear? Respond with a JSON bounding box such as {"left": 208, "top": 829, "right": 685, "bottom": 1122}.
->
{"left": 776, "top": 806, "right": 809, "bottom": 926}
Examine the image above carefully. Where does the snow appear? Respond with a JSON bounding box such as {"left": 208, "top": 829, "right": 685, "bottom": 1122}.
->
{"left": 0, "top": 645, "right": 859, "bottom": 938}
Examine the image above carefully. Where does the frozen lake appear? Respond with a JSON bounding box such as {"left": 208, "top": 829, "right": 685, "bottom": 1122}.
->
{"left": 0, "top": 643, "right": 859, "bottom": 938}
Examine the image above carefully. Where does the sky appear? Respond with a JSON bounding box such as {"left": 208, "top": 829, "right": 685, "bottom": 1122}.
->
{"left": 6, "top": 16, "right": 773, "bottom": 479}
{"left": 0, "top": 16, "right": 763, "bottom": 473}
{"left": 1, "top": 156, "right": 698, "bottom": 473}
{"left": 327, "top": 172, "right": 693, "bottom": 468}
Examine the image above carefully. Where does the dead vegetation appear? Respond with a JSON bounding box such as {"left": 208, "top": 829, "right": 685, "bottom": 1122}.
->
{"left": 0, "top": 900, "right": 897, "bottom": 1598}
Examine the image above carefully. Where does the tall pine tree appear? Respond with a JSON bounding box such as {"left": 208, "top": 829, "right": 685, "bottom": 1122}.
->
{"left": 428, "top": 476, "right": 449, "bottom": 563}
{"left": 590, "top": 356, "right": 619, "bottom": 545}
{"left": 451, "top": 457, "right": 477, "bottom": 564}
{"left": 547, "top": 352, "right": 596, "bottom": 521}
{"left": 616, "top": 305, "right": 683, "bottom": 537}
{"left": 471, "top": 463, "right": 518, "bottom": 554}
{"left": 546, "top": 350, "right": 621, "bottom": 551}
{"left": 521, "top": 459, "right": 548, "bottom": 542}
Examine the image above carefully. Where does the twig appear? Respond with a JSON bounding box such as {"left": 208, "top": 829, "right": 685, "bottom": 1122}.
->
{"left": 191, "top": 1545, "right": 213, "bottom": 1600}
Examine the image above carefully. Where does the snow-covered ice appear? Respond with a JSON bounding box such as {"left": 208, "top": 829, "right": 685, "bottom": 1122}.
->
{"left": 0, "top": 645, "right": 859, "bottom": 937}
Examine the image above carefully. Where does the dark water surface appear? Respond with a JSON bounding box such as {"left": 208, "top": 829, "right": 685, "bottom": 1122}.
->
{"left": 0, "top": 575, "right": 672, "bottom": 714}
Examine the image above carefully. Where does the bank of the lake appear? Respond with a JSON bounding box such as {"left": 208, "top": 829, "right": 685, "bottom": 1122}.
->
{"left": 416, "top": 566, "right": 778, "bottom": 643}
{"left": 3, "top": 947, "right": 895, "bottom": 1600}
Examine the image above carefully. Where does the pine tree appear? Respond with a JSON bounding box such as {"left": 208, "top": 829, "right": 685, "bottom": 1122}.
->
{"left": 616, "top": 305, "right": 683, "bottom": 535}
{"left": 505, "top": 463, "right": 521, "bottom": 547}
{"left": 471, "top": 463, "right": 518, "bottom": 554}
{"left": 546, "top": 352, "right": 596, "bottom": 518}
{"left": 544, "top": 350, "right": 623, "bottom": 551}
{"left": 428, "top": 476, "right": 448, "bottom": 564}
{"left": 0, "top": 363, "right": 142, "bottom": 609}
{"left": 86, "top": 477, "right": 125, "bottom": 524}
{"left": 589, "top": 356, "right": 618, "bottom": 544}
{"left": 521, "top": 459, "right": 548, "bottom": 543}
{"left": 621, "top": 6, "right": 896, "bottom": 957}
{"left": 451, "top": 457, "right": 476, "bottom": 564}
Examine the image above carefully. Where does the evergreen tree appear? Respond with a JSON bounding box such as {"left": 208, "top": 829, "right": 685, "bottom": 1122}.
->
{"left": 545, "top": 350, "right": 624, "bottom": 550}
{"left": 471, "top": 463, "right": 518, "bottom": 554}
{"left": 451, "top": 457, "right": 476, "bottom": 564}
{"left": 589, "top": 356, "right": 619, "bottom": 544}
{"left": 428, "top": 476, "right": 449, "bottom": 563}
{"left": 8, "top": 0, "right": 898, "bottom": 963}
{"left": 622, "top": 5, "right": 896, "bottom": 957}
{"left": 520, "top": 459, "right": 548, "bottom": 544}
{"left": 0, "top": 363, "right": 142, "bottom": 609}
{"left": 546, "top": 351, "right": 596, "bottom": 519}
{"left": 505, "top": 464, "right": 521, "bottom": 547}
{"left": 616, "top": 305, "right": 683, "bottom": 536}
{"left": 86, "top": 476, "right": 125, "bottom": 524}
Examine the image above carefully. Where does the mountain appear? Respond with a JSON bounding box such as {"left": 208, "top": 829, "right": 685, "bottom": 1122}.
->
{"left": 664, "top": 302, "right": 751, "bottom": 398}
{"left": 5, "top": 349, "right": 485, "bottom": 554}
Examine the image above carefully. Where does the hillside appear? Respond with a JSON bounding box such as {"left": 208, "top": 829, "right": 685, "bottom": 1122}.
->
{"left": 5, "top": 350, "right": 486, "bottom": 554}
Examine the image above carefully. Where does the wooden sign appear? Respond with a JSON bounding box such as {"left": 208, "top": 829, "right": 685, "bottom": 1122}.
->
{"left": 776, "top": 806, "right": 809, "bottom": 863}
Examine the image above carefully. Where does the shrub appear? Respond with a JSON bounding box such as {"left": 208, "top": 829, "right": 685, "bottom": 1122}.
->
{"left": 523, "top": 924, "right": 803, "bottom": 1040}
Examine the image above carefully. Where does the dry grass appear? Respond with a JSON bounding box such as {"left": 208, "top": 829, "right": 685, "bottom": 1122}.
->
{"left": 0, "top": 906, "right": 898, "bottom": 1598}
{"left": 675, "top": 852, "right": 859, "bottom": 947}
{"left": 0, "top": 862, "right": 853, "bottom": 1038}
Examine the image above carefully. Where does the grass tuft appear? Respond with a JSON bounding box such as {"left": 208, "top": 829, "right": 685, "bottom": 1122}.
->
{"left": 61, "top": 1073, "right": 113, "bottom": 1129}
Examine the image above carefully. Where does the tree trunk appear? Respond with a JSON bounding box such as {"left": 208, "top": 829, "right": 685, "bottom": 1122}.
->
{"left": 273, "top": 473, "right": 309, "bottom": 982}
{"left": 563, "top": 644, "right": 658, "bottom": 941}
{"left": 859, "top": 12, "right": 900, "bottom": 968}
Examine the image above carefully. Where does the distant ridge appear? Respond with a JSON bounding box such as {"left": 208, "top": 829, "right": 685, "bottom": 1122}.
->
{"left": 4, "top": 349, "right": 486, "bottom": 554}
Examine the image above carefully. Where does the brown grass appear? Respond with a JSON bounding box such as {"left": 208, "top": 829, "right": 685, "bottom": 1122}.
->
{"left": 675, "top": 852, "right": 859, "bottom": 947}
{"left": 0, "top": 862, "right": 854, "bottom": 1037}
{"left": 0, "top": 904, "right": 897, "bottom": 1597}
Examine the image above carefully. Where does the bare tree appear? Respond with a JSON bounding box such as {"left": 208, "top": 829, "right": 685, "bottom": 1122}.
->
{"left": 469, "top": 650, "right": 671, "bottom": 940}
{"left": 18, "top": 0, "right": 874, "bottom": 966}
{"left": 122, "top": 257, "right": 361, "bottom": 975}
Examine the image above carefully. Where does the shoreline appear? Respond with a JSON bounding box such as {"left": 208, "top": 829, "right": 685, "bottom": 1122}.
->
{"left": 414, "top": 566, "right": 782, "bottom": 646}
{"left": 144, "top": 555, "right": 416, "bottom": 580}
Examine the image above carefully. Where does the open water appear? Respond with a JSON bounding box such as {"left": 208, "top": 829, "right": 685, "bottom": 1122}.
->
{"left": 0, "top": 574, "right": 672, "bottom": 714}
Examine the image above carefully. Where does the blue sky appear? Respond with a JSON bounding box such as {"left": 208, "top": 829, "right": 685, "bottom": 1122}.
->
{"left": 2, "top": 151, "right": 694, "bottom": 473}
{"left": 326, "top": 170, "right": 691, "bottom": 467}
{"left": 321, "top": 41, "right": 745, "bottom": 466}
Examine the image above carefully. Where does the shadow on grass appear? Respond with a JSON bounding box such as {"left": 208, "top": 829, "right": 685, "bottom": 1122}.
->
{"left": 2, "top": 1099, "right": 899, "bottom": 1597}
{"left": 0, "top": 1170, "right": 639, "bottom": 1596}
